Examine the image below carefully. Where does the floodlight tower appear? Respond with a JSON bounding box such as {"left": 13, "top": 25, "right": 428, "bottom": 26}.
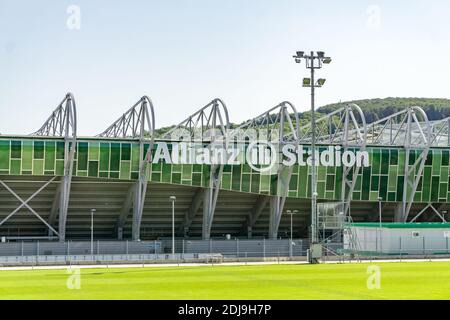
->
{"left": 292, "top": 51, "right": 331, "bottom": 245}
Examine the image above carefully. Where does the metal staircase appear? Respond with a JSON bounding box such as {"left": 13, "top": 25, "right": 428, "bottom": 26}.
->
{"left": 317, "top": 202, "right": 361, "bottom": 261}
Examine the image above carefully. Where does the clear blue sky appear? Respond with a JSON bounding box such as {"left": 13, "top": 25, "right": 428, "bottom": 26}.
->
{"left": 1, "top": 0, "right": 449, "bottom": 135}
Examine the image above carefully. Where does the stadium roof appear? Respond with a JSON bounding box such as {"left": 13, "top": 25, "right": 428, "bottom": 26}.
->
{"left": 0, "top": 93, "right": 449, "bottom": 241}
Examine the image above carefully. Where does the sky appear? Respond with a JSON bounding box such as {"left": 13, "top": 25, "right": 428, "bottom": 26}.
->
{"left": 1, "top": 0, "right": 450, "bottom": 135}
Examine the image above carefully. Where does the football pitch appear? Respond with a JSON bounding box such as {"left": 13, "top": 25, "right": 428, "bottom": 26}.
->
{"left": 0, "top": 262, "right": 449, "bottom": 300}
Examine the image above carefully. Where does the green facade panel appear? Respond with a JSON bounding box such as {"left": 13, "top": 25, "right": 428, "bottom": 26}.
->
{"left": 1, "top": 137, "right": 450, "bottom": 203}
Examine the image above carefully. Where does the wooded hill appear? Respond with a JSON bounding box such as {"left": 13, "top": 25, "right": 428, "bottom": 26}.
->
{"left": 155, "top": 98, "right": 450, "bottom": 136}
{"left": 317, "top": 97, "right": 450, "bottom": 123}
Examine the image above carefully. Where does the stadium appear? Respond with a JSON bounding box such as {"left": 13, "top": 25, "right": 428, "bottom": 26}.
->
{"left": 0, "top": 91, "right": 448, "bottom": 258}
{"left": 4, "top": 0, "right": 450, "bottom": 304}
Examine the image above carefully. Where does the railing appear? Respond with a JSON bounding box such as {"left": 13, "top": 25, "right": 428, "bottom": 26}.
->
{"left": 0, "top": 239, "right": 309, "bottom": 259}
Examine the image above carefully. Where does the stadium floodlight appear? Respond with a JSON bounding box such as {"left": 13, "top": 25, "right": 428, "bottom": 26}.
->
{"left": 292, "top": 51, "right": 332, "bottom": 252}
{"left": 169, "top": 196, "right": 176, "bottom": 255}
{"left": 316, "top": 78, "right": 326, "bottom": 87}
{"left": 302, "top": 78, "right": 311, "bottom": 87}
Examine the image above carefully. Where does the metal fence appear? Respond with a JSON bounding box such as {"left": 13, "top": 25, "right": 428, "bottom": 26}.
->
{"left": 0, "top": 240, "right": 160, "bottom": 256}
{"left": 0, "top": 239, "right": 308, "bottom": 258}
{"left": 178, "top": 239, "right": 307, "bottom": 258}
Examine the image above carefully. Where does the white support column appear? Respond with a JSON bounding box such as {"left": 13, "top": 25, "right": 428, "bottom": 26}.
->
{"left": 340, "top": 104, "right": 367, "bottom": 218}
{"left": 202, "top": 164, "right": 223, "bottom": 240}
{"left": 131, "top": 178, "right": 146, "bottom": 241}
{"left": 31, "top": 93, "right": 77, "bottom": 242}
{"left": 269, "top": 196, "right": 284, "bottom": 239}
{"left": 268, "top": 165, "right": 292, "bottom": 239}
{"left": 158, "top": 99, "right": 229, "bottom": 240}
{"left": 117, "top": 184, "right": 135, "bottom": 240}
{"left": 394, "top": 203, "right": 403, "bottom": 222}
{"left": 48, "top": 183, "right": 61, "bottom": 236}
{"left": 58, "top": 170, "right": 73, "bottom": 241}
{"left": 244, "top": 195, "right": 269, "bottom": 238}
{"left": 97, "top": 96, "right": 155, "bottom": 241}
{"left": 180, "top": 188, "right": 204, "bottom": 237}
{"left": 401, "top": 108, "right": 431, "bottom": 222}
{"left": 131, "top": 139, "right": 148, "bottom": 241}
{"left": 202, "top": 188, "right": 213, "bottom": 240}
{"left": 58, "top": 103, "right": 76, "bottom": 242}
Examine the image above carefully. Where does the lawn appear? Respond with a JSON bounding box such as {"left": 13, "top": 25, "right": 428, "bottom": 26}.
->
{"left": 0, "top": 262, "right": 449, "bottom": 299}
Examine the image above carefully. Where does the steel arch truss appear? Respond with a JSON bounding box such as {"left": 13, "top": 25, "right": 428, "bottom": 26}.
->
{"left": 429, "top": 117, "right": 450, "bottom": 147}
{"left": 232, "top": 102, "right": 300, "bottom": 239}
{"left": 160, "top": 99, "right": 229, "bottom": 142}
{"left": 160, "top": 99, "right": 230, "bottom": 239}
{"left": 368, "top": 107, "right": 431, "bottom": 222}
{"left": 97, "top": 96, "right": 155, "bottom": 140}
{"left": 338, "top": 104, "right": 367, "bottom": 218}
{"left": 98, "top": 96, "right": 156, "bottom": 241}
{"left": 28, "top": 93, "right": 77, "bottom": 240}
{"left": 405, "top": 116, "right": 450, "bottom": 222}
{"left": 31, "top": 93, "right": 77, "bottom": 138}
{"left": 366, "top": 107, "right": 430, "bottom": 148}
{"left": 297, "top": 103, "right": 366, "bottom": 146}
{"left": 293, "top": 104, "right": 368, "bottom": 219}
{"left": 230, "top": 101, "right": 300, "bottom": 143}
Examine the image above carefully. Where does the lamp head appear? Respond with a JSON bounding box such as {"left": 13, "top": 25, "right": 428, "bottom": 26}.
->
{"left": 302, "top": 78, "right": 311, "bottom": 87}
{"left": 316, "top": 78, "right": 326, "bottom": 87}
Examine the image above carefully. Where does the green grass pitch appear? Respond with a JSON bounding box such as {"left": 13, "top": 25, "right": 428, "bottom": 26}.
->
{"left": 0, "top": 262, "right": 449, "bottom": 299}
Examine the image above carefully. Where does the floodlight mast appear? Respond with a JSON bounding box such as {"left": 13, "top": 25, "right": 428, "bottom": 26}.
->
{"left": 292, "top": 51, "right": 331, "bottom": 245}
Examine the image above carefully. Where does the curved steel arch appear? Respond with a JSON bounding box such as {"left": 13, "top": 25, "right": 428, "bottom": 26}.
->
{"left": 160, "top": 98, "right": 229, "bottom": 141}
{"left": 306, "top": 105, "right": 432, "bottom": 223}
{"left": 29, "top": 93, "right": 78, "bottom": 241}
{"left": 98, "top": 96, "right": 156, "bottom": 241}
{"left": 428, "top": 116, "right": 450, "bottom": 147}
{"left": 229, "top": 101, "right": 300, "bottom": 144}
{"left": 363, "top": 106, "right": 432, "bottom": 222}
{"left": 366, "top": 106, "right": 430, "bottom": 147}
{"left": 297, "top": 103, "right": 367, "bottom": 146}
{"left": 283, "top": 104, "right": 367, "bottom": 219}
{"left": 32, "top": 93, "right": 77, "bottom": 139}
{"left": 229, "top": 101, "right": 300, "bottom": 239}
{"left": 98, "top": 96, "right": 155, "bottom": 140}
{"left": 160, "top": 99, "right": 230, "bottom": 239}
{"left": 339, "top": 104, "right": 368, "bottom": 219}
{"left": 325, "top": 104, "right": 367, "bottom": 219}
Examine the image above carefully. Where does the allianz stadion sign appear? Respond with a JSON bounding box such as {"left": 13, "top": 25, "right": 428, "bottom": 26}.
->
{"left": 150, "top": 141, "right": 370, "bottom": 173}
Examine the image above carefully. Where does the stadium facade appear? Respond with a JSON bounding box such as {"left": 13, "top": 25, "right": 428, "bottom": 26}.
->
{"left": 0, "top": 93, "right": 449, "bottom": 242}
